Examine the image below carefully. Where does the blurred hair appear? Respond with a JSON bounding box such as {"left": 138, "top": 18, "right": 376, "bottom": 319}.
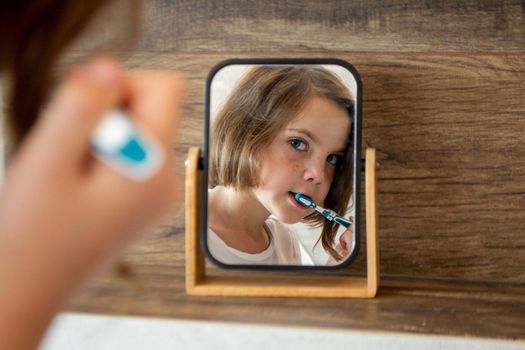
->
{"left": 0, "top": 1, "right": 140, "bottom": 150}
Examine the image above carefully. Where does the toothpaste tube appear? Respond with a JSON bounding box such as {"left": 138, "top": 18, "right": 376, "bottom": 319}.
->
{"left": 91, "top": 109, "right": 164, "bottom": 181}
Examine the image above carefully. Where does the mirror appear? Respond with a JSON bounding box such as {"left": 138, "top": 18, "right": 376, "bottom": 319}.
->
{"left": 203, "top": 58, "right": 361, "bottom": 269}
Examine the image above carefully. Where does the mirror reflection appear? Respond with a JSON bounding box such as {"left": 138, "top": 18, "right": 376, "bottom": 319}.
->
{"left": 206, "top": 62, "right": 358, "bottom": 267}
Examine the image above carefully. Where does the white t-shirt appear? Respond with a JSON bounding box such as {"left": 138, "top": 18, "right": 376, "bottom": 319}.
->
{"left": 207, "top": 216, "right": 302, "bottom": 265}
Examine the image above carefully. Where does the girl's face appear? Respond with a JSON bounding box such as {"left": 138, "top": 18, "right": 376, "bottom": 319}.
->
{"left": 253, "top": 96, "right": 351, "bottom": 224}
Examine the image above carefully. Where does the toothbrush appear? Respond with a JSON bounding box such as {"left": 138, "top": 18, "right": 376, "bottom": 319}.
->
{"left": 294, "top": 193, "right": 352, "bottom": 228}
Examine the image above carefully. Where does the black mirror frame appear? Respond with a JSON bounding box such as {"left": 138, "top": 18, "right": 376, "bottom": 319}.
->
{"left": 201, "top": 58, "right": 362, "bottom": 271}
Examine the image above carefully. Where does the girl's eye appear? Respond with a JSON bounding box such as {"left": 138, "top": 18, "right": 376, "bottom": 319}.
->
{"left": 327, "top": 154, "right": 342, "bottom": 166}
{"left": 289, "top": 138, "right": 308, "bottom": 151}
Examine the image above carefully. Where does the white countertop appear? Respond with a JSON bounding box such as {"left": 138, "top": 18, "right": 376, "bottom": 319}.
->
{"left": 41, "top": 312, "right": 525, "bottom": 350}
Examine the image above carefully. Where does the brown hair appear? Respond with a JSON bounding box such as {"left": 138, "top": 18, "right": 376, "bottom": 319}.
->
{"left": 210, "top": 65, "right": 354, "bottom": 260}
{"left": 0, "top": 1, "right": 139, "bottom": 151}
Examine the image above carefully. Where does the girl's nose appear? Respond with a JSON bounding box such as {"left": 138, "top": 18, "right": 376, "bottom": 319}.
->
{"left": 303, "top": 156, "right": 326, "bottom": 184}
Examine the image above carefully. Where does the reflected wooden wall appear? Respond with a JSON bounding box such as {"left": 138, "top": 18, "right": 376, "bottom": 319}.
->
{"left": 67, "top": 0, "right": 525, "bottom": 339}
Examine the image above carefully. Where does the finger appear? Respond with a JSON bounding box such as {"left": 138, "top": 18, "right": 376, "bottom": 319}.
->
{"left": 340, "top": 228, "right": 353, "bottom": 248}
{"left": 85, "top": 72, "right": 185, "bottom": 216}
{"left": 124, "top": 71, "right": 186, "bottom": 149}
{"left": 35, "top": 57, "right": 124, "bottom": 169}
{"left": 339, "top": 234, "right": 348, "bottom": 250}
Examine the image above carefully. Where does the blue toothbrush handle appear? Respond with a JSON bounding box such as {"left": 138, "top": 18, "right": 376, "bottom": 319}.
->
{"left": 320, "top": 208, "right": 352, "bottom": 229}
{"left": 334, "top": 216, "right": 352, "bottom": 228}
{"left": 321, "top": 209, "right": 335, "bottom": 220}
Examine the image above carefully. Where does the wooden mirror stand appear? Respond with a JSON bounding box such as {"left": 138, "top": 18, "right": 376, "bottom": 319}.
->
{"left": 185, "top": 147, "right": 379, "bottom": 298}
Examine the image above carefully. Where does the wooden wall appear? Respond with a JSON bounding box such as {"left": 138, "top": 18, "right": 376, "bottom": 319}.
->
{"left": 68, "top": 0, "right": 525, "bottom": 339}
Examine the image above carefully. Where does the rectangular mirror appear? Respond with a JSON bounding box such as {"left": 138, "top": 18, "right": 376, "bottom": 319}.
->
{"left": 203, "top": 58, "right": 361, "bottom": 269}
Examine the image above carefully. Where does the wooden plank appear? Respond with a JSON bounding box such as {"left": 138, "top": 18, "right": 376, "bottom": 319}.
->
{"left": 61, "top": 51, "right": 525, "bottom": 338}
{"left": 67, "top": 267, "right": 525, "bottom": 339}
{"left": 360, "top": 53, "right": 525, "bottom": 283}
{"left": 61, "top": 51, "right": 524, "bottom": 283}
{"left": 76, "top": 0, "right": 525, "bottom": 52}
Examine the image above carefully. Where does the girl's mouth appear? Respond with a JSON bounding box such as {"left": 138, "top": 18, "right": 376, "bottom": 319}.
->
{"left": 288, "top": 191, "right": 310, "bottom": 210}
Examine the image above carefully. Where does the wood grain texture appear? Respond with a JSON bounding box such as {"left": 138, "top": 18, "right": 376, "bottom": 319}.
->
{"left": 67, "top": 264, "right": 525, "bottom": 339}
{"left": 68, "top": 51, "right": 524, "bottom": 284}
{"left": 76, "top": 215, "right": 523, "bottom": 340}
{"left": 362, "top": 53, "right": 525, "bottom": 282}
{"left": 61, "top": 51, "right": 525, "bottom": 338}
{"left": 121, "top": 0, "right": 525, "bottom": 52}
{"left": 61, "top": 0, "right": 525, "bottom": 337}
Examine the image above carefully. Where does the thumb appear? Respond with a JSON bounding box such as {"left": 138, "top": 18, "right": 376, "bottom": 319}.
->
{"left": 339, "top": 234, "right": 348, "bottom": 250}
{"left": 32, "top": 58, "right": 124, "bottom": 171}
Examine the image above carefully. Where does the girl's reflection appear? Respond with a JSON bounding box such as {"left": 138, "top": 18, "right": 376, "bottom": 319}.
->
{"left": 208, "top": 66, "right": 354, "bottom": 266}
